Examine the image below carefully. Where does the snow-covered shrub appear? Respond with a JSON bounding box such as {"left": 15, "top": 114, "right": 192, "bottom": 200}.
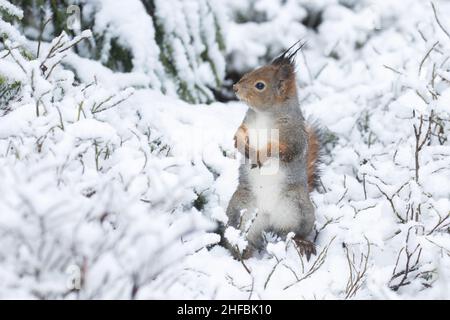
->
{"left": 225, "top": 0, "right": 310, "bottom": 73}
{"left": 0, "top": 0, "right": 26, "bottom": 113}
{"left": 11, "top": 0, "right": 226, "bottom": 103}
{"left": 353, "top": 0, "right": 450, "bottom": 294}
{"left": 2, "top": 0, "right": 450, "bottom": 300}
{"left": 292, "top": 0, "right": 450, "bottom": 298}
{"left": 0, "top": 0, "right": 219, "bottom": 298}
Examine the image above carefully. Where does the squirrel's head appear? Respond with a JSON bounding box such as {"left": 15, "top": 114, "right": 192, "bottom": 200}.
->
{"left": 233, "top": 41, "right": 304, "bottom": 112}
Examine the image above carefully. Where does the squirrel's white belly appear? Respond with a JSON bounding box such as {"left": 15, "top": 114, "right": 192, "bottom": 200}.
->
{"left": 248, "top": 161, "right": 300, "bottom": 231}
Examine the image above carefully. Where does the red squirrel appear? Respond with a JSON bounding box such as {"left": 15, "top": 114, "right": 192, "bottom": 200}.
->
{"left": 224, "top": 41, "right": 322, "bottom": 260}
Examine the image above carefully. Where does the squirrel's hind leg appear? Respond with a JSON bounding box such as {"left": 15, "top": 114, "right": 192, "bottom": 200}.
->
{"left": 221, "top": 183, "right": 266, "bottom": 260}
{"left": 223, "top": 185, "right": 264, "bottom": 259}
{"left": 293, "top": 236, "right": 317, "bottom": 261}
{"left": 284, "top": 185, "right": 317, "bottom": 261}
{"left": 225, "top": 186, "right": 254, "bottom": 227}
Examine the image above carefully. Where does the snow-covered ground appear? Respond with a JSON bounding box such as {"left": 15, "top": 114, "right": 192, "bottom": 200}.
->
{"left": 1, "top": 0, "right": 450, "bottom": 299}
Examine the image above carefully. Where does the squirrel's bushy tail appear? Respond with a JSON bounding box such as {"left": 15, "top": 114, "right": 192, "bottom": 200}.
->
{"left": 305, "top": 121, "right": 324, "bottom": 192}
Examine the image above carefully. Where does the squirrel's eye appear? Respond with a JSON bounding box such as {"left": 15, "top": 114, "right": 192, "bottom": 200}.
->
{"left": 255, "top": 82, "right": 265, "bottom": 90}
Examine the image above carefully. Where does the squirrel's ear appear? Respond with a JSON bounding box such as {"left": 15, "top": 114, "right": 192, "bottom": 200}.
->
{"left": 277, "top": 64, "right": 292, "bottom": 81}
{"left": 277, "top": 79, "right": 288, "bottom": 96}
{"left": 276, "top": 64, "right": 293, "bottom": 95}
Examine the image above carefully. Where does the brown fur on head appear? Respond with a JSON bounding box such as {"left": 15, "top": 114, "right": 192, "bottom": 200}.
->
{"left": 233, "top": 41, "right": 305, "bottom": 112}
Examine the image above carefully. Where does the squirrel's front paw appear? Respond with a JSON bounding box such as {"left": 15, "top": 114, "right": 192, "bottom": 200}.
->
{"left": 234, "top": 125, "right": 248, "bottom": 148}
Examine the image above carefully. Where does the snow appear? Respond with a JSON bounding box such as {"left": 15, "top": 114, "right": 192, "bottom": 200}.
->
{"left": 0, "top": 0, "right": 23, "bottom": 19}
{"left": 1, "top": 0, "right": 450, "bottom": 300}
{"left": 0, "top": 58, "right": 26, "bottom": 81}
{"left": 92, "top": 0, "right": 163, "bottom": 88}
{"left": 0, "top": 19, "right": 28, "bottom": 45}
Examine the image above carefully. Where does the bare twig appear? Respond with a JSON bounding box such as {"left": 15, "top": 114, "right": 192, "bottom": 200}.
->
{"left": 418, "top": 41, "right": 439, "bottom": 76}
{"left": 431, "top": 2, "right": 450, "bottom": 40}
{"left": 413, "top": 111, "right": 433, "bottom": 182}
{"left": 37, "top": 17, "right": 52, "bottom": 58}
{"left": 344, "top": 237, "right": 371, "bottom": 299}
{"left": 264, "top": 258, "right": 281, "bottom": 289}
{"left": 389, "top": 226, "right": 423, "bottom": 291}
{"left": 283, "top": 237, "right": 335, "bottom": 290}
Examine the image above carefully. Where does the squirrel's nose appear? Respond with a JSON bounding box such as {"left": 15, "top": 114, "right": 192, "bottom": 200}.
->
{"left": 233, "top": 84, "right": 239, "bottom": 93}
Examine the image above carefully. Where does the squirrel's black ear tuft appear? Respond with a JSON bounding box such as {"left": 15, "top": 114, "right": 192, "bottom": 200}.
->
{"left": 271, "top": 40, "right": 306, "bottom": 68}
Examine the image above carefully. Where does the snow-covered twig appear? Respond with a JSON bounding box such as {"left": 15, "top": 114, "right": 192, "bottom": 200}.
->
{"left": 283, "top": 237, "right": 335, "bottom": 290}
{"left": 344, "top": 237, "right": 371, "bottom": 299}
